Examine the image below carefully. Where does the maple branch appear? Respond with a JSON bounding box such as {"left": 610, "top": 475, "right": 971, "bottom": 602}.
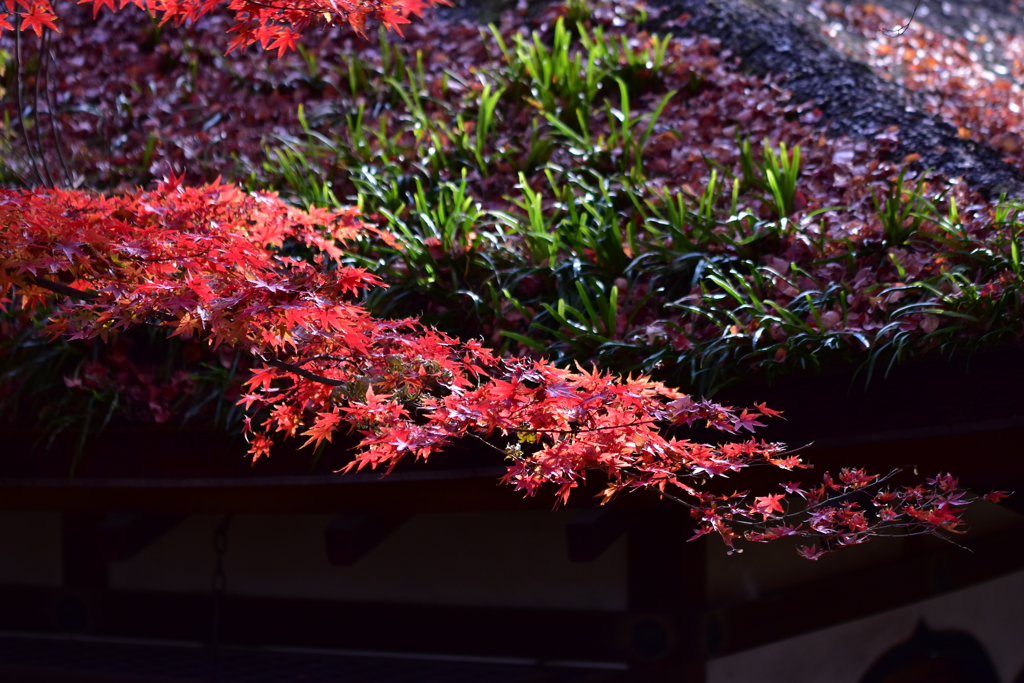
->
{"left": 26, "top": 276, "right": 100, "bottom": 301}
{"left": 0, "top": 182, "right": 989, "bottom": 558}
{"left": 294, "top": 353, "right": 363, "bottom": 371}
{"left": 234, "top": 0, "right": 325, "bottom": 15}
{"left": 649, "top": 485, "right": 699, "bottom": 510}
{"left": 770, "top": 442, "right": 813, "bottom": 458}
{"left": 263, "top": 357, "right": 348, "bottom": 386}
{"left": 41, "top": 32, "right": 72, "bottom": 188}
{"left": 466, "top": 431, "right": 514, "bottom": 458}
{"left": 504, "top": 419, "right": 661, "bottom": 435}
{"left": 22, "top": 276, "right": 178, "bottom": 325}
{"left": 872, "top": 531, "right": 973, "bottom": 549}
{"left": 136, "top": 248, "right": 214, "bottom": 263}
{"left": 32, "top": 27, "right": 55, "bottom": 187}
{"left": 801, "top": 468, "right": 905, "bottom": 516}
{"left": 13, "top": 14, "right": 43, "bottom": 187}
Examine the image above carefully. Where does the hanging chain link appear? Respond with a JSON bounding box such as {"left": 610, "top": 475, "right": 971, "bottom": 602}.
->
{"left": 209, "top": 514, "right": 232, "bottom": 650}
{"left": 212, "top": 515, "right": 230, "bottom": 598}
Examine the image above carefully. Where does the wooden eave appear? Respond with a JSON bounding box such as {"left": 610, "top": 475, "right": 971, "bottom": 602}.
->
{"left": 1, "top": 345, "right": 1023, "bottom": 513}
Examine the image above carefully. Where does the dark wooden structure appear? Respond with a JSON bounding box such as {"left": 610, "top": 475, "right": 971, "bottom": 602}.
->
{"left": 2, "top": 348, "right": 1024, "bottom": 682}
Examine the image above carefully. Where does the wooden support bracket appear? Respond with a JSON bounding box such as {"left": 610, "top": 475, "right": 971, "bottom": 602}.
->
{"left": 566, "top": 507, "right": 627, "bottom": 563}
{"left": 97, "top": 513, "right": 187, "bottom": 563}
{"left": 323, "top": 513, "right": 410, "bottom": 566}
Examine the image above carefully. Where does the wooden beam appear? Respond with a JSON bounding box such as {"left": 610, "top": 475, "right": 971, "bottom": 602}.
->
{"left": 0, "top": 585, "right": 628, "bottom": 665}
{"left": 566, "top": 508, "right": 626, "bottom": 563}
{"left": 711, "top": 522, "right": 1024, "bottom": 657}
{"left": 716, "top": 345, "right": 1024, "bottom": 449}
{"left": 5, "top": 423, "right": 1024, "bottom": 516}
{"left": 323, "top": 513, "right": 410, "bottom": 566}
{"left": 0, "top": 472, "right": 658, "bottom": 514}
{"left": 4, "top": 346, "right": 1024, "bottom": 490}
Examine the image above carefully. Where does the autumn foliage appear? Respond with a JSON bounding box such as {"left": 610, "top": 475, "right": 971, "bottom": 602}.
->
{"left": 0, "top": 0, "right": 1014, "bottom": 560}
{"left": 0, "top": 175, "right": 1004, "bottom": 557}
{"left": 1, "top": 0, "right": 441, "bottom": 60}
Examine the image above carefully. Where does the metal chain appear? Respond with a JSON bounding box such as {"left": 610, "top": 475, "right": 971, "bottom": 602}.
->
{"left": 209, "top": 514, "right": 232, "bottom": 650}
{"left": 212, "top": 515, "right": 230, "bottom": 598}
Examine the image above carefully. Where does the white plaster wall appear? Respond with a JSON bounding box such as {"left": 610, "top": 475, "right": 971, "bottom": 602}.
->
{"left": 0, "top": 511, "right": 62, "bottom": 586}
{"left": 707, "top": 568, "right": 1024, "bottom": 683}
{"left": 705, "top": 534, "right": 907, "bottom": 606}
{"left": 107, "top": 511, "right": 627, "bottom": 611}
{"left": 706, "top": 500, "right": 1023, "bottom": 606}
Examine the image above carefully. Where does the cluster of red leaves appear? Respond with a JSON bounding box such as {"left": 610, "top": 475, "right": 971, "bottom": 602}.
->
{"left": 0, "top": 0, "right": 1012, "bottom": 554}
{"left": 699, "top": 469, "right": 1005, "bottom": 559}
{"left": 0, "top": 174, "right": 378, "bottom": 345}
{"left": 2, "top": 0, "right": 443, "bottom": 53}
{"left": 3, "top": 0, "right": 1020, "bottom": 442}
{"left": 0, "top": 1, "right": 843, "bottom": 194}
{"left": 0, "top": 0, "right": 483, "bottom": 190}
{"left": 0, "top": 179, "right": 1001, "bottom": 555}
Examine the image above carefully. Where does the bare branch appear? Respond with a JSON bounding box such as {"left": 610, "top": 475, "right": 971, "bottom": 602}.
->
{"left": 882, "top": 0, "right": 923, "bottom": 36}
{"left": 26, "top": 276, "right": 100, "bottom": 301}
{"left": 263, "top": 357, "right": 348, "bottom": 386}
{"left": 42, "top": 31, "right": 73, "bottom": 187}
{"left": 14, "top": 16, "right": 43, "bottom": 187}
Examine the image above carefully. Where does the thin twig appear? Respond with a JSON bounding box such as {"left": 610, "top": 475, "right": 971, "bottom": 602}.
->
{"left": 33, "top": 28, "right": 54, "bottom": 187}
{"left": 42, "top": 32, "right": 72, "bottom": 187}
{"left": 14, "top": 19, "right": 44, "bottom": 186}
{"left": 238, "top": 0, "right": 328, "bottom": 14}
{"left": 504, "top": 419, "right": 661, "bottom": 435}
{"left": 882, "top": 0, "right": 922, "bottom": 36}
{"left": 650, "top": 485, "right": 699, "bottom": 510}
{"left": 294, "top": 353, "right": 362, "bottom": 370}
{"left": 264, "top": 357, "right": 348, "bottom": 386}
{"left": 466, "top": 431, "right": 512, "bottom": 458}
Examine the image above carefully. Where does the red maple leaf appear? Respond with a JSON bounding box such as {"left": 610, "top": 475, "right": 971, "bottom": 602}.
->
{"left": 907, "top": 502, "right": 964, "bottom": 530}
{"left": 781, "top": 481, "right": 807, "bottom": 498}
{"left": 750, "top": 493, "right": 786, "bottom": 520}
{"left": 20, "top": 1, "right": 58, "bottom": 35}
{"left": 839, "top": 468, "right": 878, "bottom": 489}
{"left": 301, "top": 410, "right": 342, "bottom": 449}
{"left": 754, "top": 402, "right": 784, "bottom": 419}
{"left": 733, "top": 409, "right": 765, "bottom": 433}
{"left": 267, "top": 27, "right": 299, "bottom": 58}
{"left": 82, "top": 0, "right": 115, "bottom": 18}
{"left": 797, "top": 545, "right": 826, "bottom": 560}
